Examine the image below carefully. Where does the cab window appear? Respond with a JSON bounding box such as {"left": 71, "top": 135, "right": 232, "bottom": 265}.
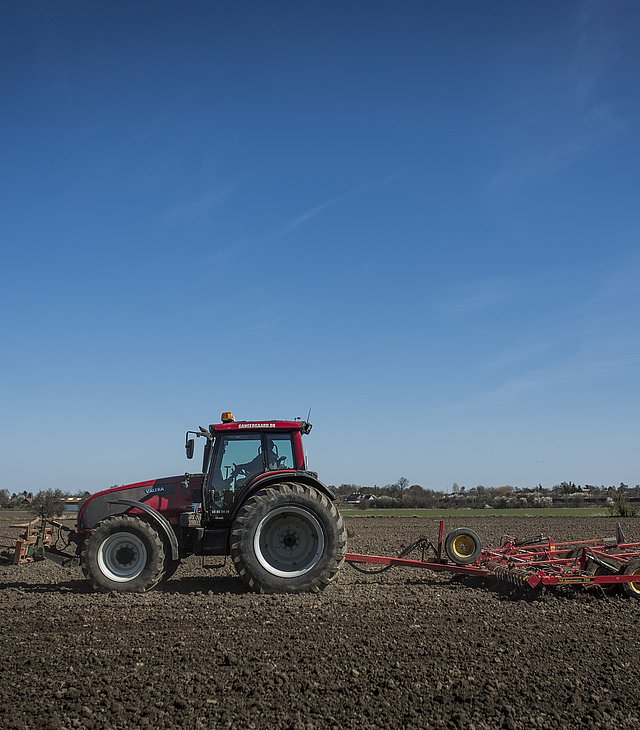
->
{"left": 265, "top": 435, "right": 295, "bottom": 470}
{"left": 213, "top": 434, "right": 263, "bottom": 492}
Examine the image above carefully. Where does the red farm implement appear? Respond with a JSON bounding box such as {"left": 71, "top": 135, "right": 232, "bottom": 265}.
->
{"left": 345, "top": 521, "right": 640, "bottom": 600}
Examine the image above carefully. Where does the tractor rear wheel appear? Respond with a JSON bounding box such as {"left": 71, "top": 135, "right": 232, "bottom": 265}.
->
{"left": 81, "top": 515, "right": 166, "bottom": 593}
{"left": 230, "top": 483, "right": 346, "bottom": 593}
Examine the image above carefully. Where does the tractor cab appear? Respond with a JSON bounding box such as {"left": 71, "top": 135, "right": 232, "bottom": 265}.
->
{"left": 186, "top": 412, "right": 312, "bottom": 524}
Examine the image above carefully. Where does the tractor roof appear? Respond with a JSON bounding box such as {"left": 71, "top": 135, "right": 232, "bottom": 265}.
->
{"left": 210, "top": 416, "right": 312, "bottom": 434}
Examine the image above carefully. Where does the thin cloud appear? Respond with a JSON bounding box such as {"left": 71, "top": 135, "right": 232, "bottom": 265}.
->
{"left": 164, "top": 182, "right": 238, "bottom": 223}
{"left": 204, "top": 172, "right": 399, "bottom": 266}
{"left": 488, "top": 341, "right": 553, "bottom": 369}
{"left": 487, "top": 139, "right": 588, "bottom": 192}
{"left": 488, "top": 4, "right": 624, "bottom": 192}
{"left": 258, "top": 172, "right": 400, "bottom": 243}
{"left": 444, "top": 278, "right": 512, "bottom": 315}
{"left": 461, "top": 256, "right": 640, "bottom": 407}
{"left": 569, "top": 0, "right": 613, "bottom": 103}
{"left": 467, "top": 352, "right": 640, "bottom": 407}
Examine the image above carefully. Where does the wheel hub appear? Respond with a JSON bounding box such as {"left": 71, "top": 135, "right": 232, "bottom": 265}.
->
{"left": 453, "top": 536, "right": 475, "bottom": 556}
{"left": 116, "top": 546, "right": 136, "bottom": 566}
{"left": 282, "top": 530, "right": 298, "bottom": 549}
{"left": 97, "top": 532, "right": 148, "bottom": 583}
{"left": 254, "top": 506, "right": 325, "bottom": 578}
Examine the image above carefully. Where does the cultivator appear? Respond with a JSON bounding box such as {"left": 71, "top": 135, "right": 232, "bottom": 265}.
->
{"left": 0, "top": 518, "right": 53, "bottom": 565}
{"left": 346, "top": 521, "right": 640, "bottom": 600}
{"left": 0, "top": 517, "right": 78, "bottom": 566}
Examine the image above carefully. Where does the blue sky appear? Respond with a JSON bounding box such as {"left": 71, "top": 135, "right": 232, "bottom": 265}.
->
{"left": 1, "top": 1, "right": 639, "bottom": 493}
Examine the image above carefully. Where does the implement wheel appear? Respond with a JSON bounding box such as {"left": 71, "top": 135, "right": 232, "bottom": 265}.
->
{"left": 622, "top": 560, "right": 640, "bottom": 600}
{"left": 586, "top": 563, "right": 619, "bottom": 596}
{"left": 231, "top": 483, "right": 346, "bottom": 593}
{"left": 81, "top": 515, "right": 166, "bottom": 593}
{"left": 445, "top": 528, "right": 482, "bottom": 565}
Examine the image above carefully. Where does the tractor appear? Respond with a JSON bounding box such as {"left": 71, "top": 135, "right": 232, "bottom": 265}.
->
{"left": 53, "top": 412, "right": 346, "bottom": 593}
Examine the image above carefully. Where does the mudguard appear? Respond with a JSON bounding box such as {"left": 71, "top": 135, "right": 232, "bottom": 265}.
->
{"left": 230, "top": 470, "right": 336, "bottom": 522}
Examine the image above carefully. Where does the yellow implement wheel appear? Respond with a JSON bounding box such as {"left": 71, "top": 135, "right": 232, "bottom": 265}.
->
{"left": 622, "top": 560, "right": 640, "bottom": 600}
{"left": 445, "top": 528, "right": 482, "bottom": 565}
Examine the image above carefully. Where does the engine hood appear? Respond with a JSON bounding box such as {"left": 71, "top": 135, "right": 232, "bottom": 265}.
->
{"left": 77, "top": 474, "right": 204, "bottom": 530}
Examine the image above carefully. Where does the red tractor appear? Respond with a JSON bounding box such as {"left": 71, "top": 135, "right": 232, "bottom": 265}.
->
{"left": 65, "top": 412, "right": 346, "bottom": 593}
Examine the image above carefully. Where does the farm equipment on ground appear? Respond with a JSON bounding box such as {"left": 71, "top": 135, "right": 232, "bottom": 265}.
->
{"left": 3, "top": 411, "right": 640, "bottom": 600}
{"left": 2, "top": 412, "right": 346, "bottom": 594}
{"left": 1, "top": 518, "right": 54, "bottom": 565}
{"left": 346, "top": 521, "right": 640, "bottom": 599}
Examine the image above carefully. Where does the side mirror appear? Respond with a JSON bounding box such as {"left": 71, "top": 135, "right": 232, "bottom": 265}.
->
{"left": 186, "top": 438, "right": 195, "bottom": 460}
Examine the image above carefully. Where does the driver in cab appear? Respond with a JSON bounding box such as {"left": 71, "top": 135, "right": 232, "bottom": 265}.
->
{"left": 232, "top": 439, "right": 281, "bottom": 482}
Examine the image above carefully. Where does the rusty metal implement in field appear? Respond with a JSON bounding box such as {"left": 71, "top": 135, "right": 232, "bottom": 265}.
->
{"left": 346, "top": 520, "right": 640, "bottom": 600}
{"left": 2, "top": 518, "right": 53, "bottom": 565}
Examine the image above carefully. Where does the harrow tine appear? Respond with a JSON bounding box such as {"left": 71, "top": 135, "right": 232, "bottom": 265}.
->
{"left": 616, "top": 523, "right": 627, "bottom": 545}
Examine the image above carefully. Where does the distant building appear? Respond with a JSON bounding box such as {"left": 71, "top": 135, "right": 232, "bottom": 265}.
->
{"left": 62, "top": 496, "right": 84, "bottom": 513}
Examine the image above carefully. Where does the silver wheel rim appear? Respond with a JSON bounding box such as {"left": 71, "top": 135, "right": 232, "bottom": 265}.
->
{"left": 97, "top": 532, "right": 147, "bottom": 582}
{"left": 254, "top": 506, "right": 325, "bottom": 578}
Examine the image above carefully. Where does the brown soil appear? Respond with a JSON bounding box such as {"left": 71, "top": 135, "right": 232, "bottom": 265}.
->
{"left": 1, "top": 516, "right": 639, "bottom": 729}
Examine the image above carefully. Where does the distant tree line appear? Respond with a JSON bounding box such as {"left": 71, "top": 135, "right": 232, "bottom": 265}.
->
{"left": 332, "top": 480, "right": 640, "bottom": 515}
{"left": 0, "top": 488, "right": 92, "bottom": 517}
{"left": 3, "top": 481, "right": 638, "bottom": 518}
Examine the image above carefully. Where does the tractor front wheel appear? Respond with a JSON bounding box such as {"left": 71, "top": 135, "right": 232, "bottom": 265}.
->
{"left": 230, "top": 483, "right": 346, "bottom": 593}
{"left": 81, "top": 515, "right": 166, "bottom": 593}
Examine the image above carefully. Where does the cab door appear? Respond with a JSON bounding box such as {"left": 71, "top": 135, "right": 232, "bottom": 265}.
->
{"left": 208, "top": 433, "right": 265, "bottom": 520}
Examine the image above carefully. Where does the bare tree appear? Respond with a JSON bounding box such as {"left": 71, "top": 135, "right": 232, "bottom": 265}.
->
{"left": 30, "top": 489, "right": 66, "bottom": 518}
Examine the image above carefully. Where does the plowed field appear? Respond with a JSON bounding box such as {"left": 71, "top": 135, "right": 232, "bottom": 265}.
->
{"left": 1, "top": 516, "right": 639, "bottom": 729}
